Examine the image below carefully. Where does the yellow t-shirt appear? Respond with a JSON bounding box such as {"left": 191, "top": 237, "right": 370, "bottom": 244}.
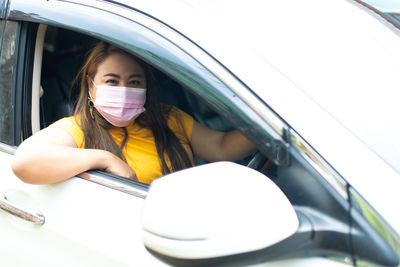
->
{"left": 50, "top": 106, "right": 194, "bottom": 184}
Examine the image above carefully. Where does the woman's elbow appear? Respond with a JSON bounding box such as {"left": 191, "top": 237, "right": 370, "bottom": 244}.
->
{"left": 11, "top": 154, "right": 37, "bottom": 184}
{"left": 11, "top": 156, "right": 27, "bottom": 181}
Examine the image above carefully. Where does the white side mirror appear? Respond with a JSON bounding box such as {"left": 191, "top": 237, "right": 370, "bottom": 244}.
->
{"left": 142, "top": 162, "right": 298, "bottom": 260}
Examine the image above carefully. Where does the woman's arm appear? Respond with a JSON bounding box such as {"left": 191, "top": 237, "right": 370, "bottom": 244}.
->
{"left": 12, "top": 127, "right": 136, "bottom": 184}
{"left": 190, "top": 121, "right": 257, "bottom": 162}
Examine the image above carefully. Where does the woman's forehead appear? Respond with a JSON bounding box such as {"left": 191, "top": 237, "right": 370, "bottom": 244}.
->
{"left": 96, "top": 53, "right": 145, "bottom": 77}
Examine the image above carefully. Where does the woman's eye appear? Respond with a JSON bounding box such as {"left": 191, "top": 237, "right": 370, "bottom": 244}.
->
{"left": 106, "top": 79, "right": 118, "bottom": 85}
{"left": 129, "top": 80, "right": 141, "bottom": 86}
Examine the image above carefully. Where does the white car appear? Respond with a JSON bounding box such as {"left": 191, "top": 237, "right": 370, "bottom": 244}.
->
{"left": 0, "top": 0, "right": 399, "bottom": 266}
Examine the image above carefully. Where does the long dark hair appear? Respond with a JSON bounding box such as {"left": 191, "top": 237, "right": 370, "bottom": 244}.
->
{"left": 72, "top": 41, "right": 192, "bottom": 175}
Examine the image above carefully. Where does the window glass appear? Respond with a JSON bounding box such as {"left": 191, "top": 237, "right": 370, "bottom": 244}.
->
{"left": 0, "top": 21, "right": 17, "bottom": 144}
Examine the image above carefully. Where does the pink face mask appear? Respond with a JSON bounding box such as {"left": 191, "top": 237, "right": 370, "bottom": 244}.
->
{"left": 90, "top": 80, "right": 146, "bottom": 127}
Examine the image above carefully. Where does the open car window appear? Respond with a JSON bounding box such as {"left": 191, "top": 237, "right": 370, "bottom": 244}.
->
{"left": 37, "top": 25, "right": 269, "bottom": 171}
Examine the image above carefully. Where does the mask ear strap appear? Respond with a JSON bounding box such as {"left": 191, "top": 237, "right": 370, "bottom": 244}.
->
{"left": 88, "top": 90, "right": 94, "bottom": 100}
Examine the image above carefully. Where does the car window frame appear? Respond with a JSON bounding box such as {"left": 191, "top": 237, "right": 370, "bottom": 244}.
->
{"left": 8, "top": 1, "right": 290, "bottom": 179}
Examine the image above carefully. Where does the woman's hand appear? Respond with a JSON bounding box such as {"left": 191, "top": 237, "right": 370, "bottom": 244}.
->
{"left": 101, "top": 152, "right": 138, "bottom": 181}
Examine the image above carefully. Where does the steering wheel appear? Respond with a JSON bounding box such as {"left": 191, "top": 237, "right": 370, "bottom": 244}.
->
{"left": 246, "top": 151, "right": 267, "bottom": 170}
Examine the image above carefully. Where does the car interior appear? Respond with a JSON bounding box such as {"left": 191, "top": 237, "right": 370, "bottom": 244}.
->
{"left": 24, "top": 22, "right": 393, "bottom": 265}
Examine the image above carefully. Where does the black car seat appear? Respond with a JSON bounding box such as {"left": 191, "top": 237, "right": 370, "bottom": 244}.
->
{"left": 40, "top": 27, "right": 95, "bottom": 128}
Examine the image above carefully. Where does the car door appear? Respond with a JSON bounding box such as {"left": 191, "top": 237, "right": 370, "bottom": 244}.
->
{"left": 0, "top": 1, "right": 164, "bottom": 266}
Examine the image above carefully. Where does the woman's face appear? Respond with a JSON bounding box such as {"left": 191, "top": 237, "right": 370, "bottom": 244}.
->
{"left": 88, "top": 53, "right": 147, "bottom": 100}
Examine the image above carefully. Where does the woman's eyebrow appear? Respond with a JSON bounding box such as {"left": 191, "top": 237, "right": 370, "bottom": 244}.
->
{"left": 104, "top": 73, "right": 120, "bottom": 78}
{"left": 103, "top": 73, "right": 143, "bottom": 78}
{"left": 129, "top": 74, "right": 144, "bottom": 78}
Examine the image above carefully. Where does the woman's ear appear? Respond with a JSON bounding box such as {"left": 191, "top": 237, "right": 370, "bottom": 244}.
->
{"left": 86, "top": 75, "right": 92, "bottom": 88}
{"left": 86, "top": 75, "right": 95, "bottom": 100}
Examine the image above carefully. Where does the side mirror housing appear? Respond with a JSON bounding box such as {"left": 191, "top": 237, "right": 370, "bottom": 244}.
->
{"left": 142, "top": 162, "right": 298, "bottom": 260}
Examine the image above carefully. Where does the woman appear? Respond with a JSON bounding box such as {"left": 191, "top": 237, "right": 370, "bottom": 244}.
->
{"left": 12, "top": 41, "right": 256, "bottom": 184}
